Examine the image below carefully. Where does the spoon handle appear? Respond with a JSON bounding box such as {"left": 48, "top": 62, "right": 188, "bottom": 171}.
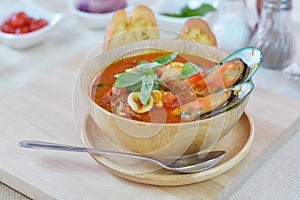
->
{"left": 19, "top": 140, "right": 165, "bottom": 167}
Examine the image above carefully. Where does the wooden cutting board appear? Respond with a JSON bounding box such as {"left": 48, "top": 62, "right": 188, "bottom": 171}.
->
{"left": 0, "top": 55, "right": 300, "bottom": 200}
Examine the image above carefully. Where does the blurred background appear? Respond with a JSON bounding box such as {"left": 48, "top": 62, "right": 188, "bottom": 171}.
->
{"left": 0, "top": 0, "right": 299, "bottom": 99}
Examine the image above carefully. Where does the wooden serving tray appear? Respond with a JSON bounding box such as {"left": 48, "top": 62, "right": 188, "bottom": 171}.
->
{"left": 83, "top": 113, "right": 254, "bottom": 186}
{"left": 0, "top": 56, "right": 300, "bottom": 200}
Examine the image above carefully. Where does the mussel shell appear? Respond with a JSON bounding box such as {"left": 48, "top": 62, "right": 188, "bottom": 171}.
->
{"left": 227, "top": 58, "right": 249, "bottom": 85}
{"left": 180, "top": 89, "right": 234, "bottom": 121}
{"left": 221, "top": 46, "right": 262, "bottom": 83}
{"left": 195, "top": 58, "right": 247, "bottom": 96}
{"left": 237, "top": 63, "right": 251, "bottom": 84}
{"left": 188, "top": 47, "right": 259, "bottom": 119}
{"left": 200, "top": 82, "right": 254, "bottom": 119}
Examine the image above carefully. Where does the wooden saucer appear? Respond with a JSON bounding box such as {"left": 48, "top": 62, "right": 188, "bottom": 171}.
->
{"left": 81, "top": 112, "right": 254, "bottom": 186}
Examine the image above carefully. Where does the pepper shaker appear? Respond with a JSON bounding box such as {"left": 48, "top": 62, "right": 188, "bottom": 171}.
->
{"left": 250, "top": 0, "right": 295, "bottom": 69}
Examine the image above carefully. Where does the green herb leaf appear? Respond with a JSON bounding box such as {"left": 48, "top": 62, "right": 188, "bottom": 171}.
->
{"left": 161, "top": 13, "right": 181, "bottom": 18}
{"left": 127, "top": 81, "right": 142, "bottom": 92}
{"left": 161, "top": 4, "right": 215, "bottom": 18}
{"left": 93, "top": 83, "right": 105, "bottom": 88}
{"left": 113, "top": 72, "right": 144, "bottom": 88}
{"left": 113, "top": 52, "right": 181, "bottom": 105}
{"left": 114, "top": 72, "right": 125, "bottom": 79}
{"left": 137, "top": 60, "right": 150, "bottom": 65}
{"left": 140, "top": 74, "right": 157, "bottom": 105}
{"left": 136, "top": 62, "right": 161, "bottom": 71}
{"left": 152, "top": 52, "right": 178, "bottom": 64}
{"left": 144, "top": 68, "right": 154, "bottom": 76}
{"left": 153, "top": 80, "right": 160, "bottom": 90}
{"left": 181, "top": 62, "right": 204, "bottom": 78}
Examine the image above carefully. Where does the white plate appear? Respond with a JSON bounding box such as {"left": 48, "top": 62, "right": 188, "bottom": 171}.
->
{"left": 0, "top": 0, "right": 62, "bottom": 49}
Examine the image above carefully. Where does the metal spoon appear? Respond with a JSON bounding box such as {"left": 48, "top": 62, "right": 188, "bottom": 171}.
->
{"left": 19, "top": 140, "right": 226, "bottom": 173}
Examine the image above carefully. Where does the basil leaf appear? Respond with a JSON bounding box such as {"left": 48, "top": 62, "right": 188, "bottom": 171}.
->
{"left": 152, "top": 52, "right": 178, "bottom": 64}
{"left": 161, "top": 13, "right": 182, "bottom": 18}
{"left": 185, "top": 4, "right": 215, "bottom": 17}
{"left": 181, "top": 62, "right": 203, "bottom": 78}
{"left": 114, "top": 72, "right": 125, "bottom": 79}
{"left": 127, "top": 81, "right": 142, "bottom": 92}
{"left": 137, "top": 60, "right": 150, "bottom": 65}
{"left": 136, "top": 62, "right": 161, "bottom": 71}
{"left": 113, "top": 72, "right": 144, "bottom": 87}
{"left": 140, "top": 74, "right": 156, "bottom": 105}
{"left": 162, "top": 4, "right": 215, "bottom": 18}
{"left": 153, "top": 80, "right": 160, "bottom": 90}
{"left": 92, "top": 83, "right": 105, "bottom": 88}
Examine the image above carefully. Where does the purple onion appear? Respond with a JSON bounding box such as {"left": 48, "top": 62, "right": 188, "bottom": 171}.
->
{"left": 78, "top": 0, "right": 89, "bottom": 12}
{"left": 78, "top": 0, "right": 127, "bottom": 13}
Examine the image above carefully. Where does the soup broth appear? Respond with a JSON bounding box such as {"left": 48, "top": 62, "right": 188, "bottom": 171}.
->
{"left": 91, "top": 52, "right": 216, "bottom": 123}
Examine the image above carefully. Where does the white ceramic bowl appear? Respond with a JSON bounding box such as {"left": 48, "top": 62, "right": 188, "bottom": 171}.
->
{"left": 151, "top": 0, "right": 218, "bottom": 32}
{"left": 0, "top": 0, "right": 62, "bottom": 49}
{"left": 68, "top": 0, "right": 131, "bottom": 30}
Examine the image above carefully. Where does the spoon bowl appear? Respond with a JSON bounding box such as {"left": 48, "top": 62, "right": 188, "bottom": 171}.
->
{"left": 19, "top": 140, "right": 226, "bottom": 173}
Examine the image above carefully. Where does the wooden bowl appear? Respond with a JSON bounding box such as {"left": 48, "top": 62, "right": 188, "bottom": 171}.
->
{"left": 80, "top": 39, "right": 250, "bottom": 158}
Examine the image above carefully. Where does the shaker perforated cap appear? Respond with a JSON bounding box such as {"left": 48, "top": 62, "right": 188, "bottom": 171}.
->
{"left": 263, "top": 0, "right": 292, "bottom": 10}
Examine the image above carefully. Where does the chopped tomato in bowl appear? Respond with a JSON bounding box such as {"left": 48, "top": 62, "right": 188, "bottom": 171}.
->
{"left": 0, "top": 0, "right": 61, "bottom": 49}
{"left": 1, "top": 11, "right": 48, "bottom": 34}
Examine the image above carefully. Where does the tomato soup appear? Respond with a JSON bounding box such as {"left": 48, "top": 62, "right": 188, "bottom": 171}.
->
{"left": 91, "top": 52, "right": 216, "bottom": 123}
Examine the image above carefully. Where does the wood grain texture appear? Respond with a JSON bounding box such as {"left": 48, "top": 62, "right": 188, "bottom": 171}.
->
{"left": 82, "top": 112, "right": 254, "bottom": 186}
{"left": 0, "top": 55, "right": 300, "bottom": 200}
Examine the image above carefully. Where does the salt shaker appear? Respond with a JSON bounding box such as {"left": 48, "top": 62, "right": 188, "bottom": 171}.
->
{"left": 212, "top": 0, "right": 252, "bottom": 52}
{"left": 250, "top": 0, "right": 295, "bottom": 69}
